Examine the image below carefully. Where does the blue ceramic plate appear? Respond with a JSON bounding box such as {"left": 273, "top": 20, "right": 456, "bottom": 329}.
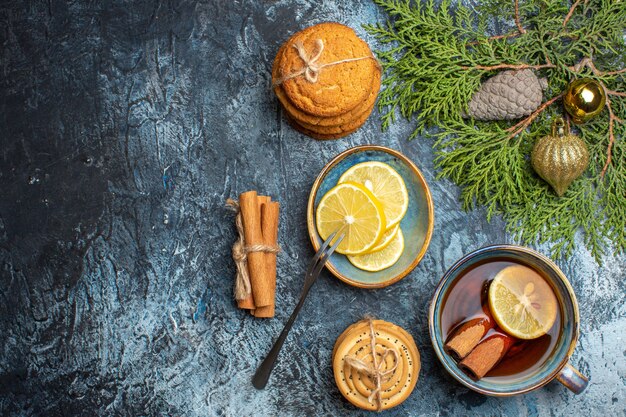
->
{"left": 306, "top": 145, "right": 434, "bottom": 288}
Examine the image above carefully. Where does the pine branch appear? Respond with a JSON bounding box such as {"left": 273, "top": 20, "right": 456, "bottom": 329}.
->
{"left": 506, "top": 94, "right": 564, "bottom": 139}
{"left": 368, "top": 0, "right": 626, "bottom": 263}
{"left": 461, "top": 63, "right": 556, "bottom": 70}
{"left": 563, "top": 0, "right": 585, "bottom": 28}
{"left": 569, "top": 57, "right": 626, "bottom": 76}
{"left": 514, "top": 0, "right": 526, "bottom": 34}
{"left": 600, "top": 87, "right": 625, "bottom": 177}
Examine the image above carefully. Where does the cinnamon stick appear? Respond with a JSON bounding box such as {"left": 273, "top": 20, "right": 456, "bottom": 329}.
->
{"left": 444, "top": 312, "right": 495, "bottom": 361}
{"left": 459, "top": 331, "right": 515, "bottom": 380}
{"left": 237, "top": 295, "right": 255, "bottom": 310}
{"left": 252, "top": 200, "right": 279, "bottom": 318}
{"left": 237, "top": 195, "right": 270, "bottom": 310}
{"left": 503, "top": 340, "right": 527, "bottom": 359}
{"left": 257, "top": 195, "right": 271, "bottom": 210}
{"left": 239, "top": 191, "right": 273, "bottom": 308}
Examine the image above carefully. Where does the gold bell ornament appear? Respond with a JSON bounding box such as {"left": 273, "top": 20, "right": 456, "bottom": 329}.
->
{"left": 531, "top": 118, "right": 590, "bottom": 196}
{"left": 563, "top": 78, "right": 606, "bottom": 124}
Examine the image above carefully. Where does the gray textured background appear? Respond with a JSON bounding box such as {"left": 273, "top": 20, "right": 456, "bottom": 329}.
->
{"left": 0, "top": 1, "right": 624, "bottom": 416}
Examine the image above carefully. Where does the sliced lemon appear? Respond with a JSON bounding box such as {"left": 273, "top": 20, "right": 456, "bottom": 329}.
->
{"left": 316, "top": 182, "right": 386, "bottom": 255}
{"left": 367, "top": 224, "right": 399, "bottom": 253}
{"left": 338, "top": 161, "right": 409, "bottom": 229}
{"left": 488, "top": 265, "right": 558, "bottom": 340}
{"left": 348, "top": 228, "right": 404, "bottom": 272}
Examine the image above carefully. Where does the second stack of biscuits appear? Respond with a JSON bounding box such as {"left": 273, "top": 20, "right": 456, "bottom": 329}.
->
{"left": 332, "top": 319, "right": 421, "bottom": 411}
{"left": 272, "top": 22, "right": 381, "bottom": 140}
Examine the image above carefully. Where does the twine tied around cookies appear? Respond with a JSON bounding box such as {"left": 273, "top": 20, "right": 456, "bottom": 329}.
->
{"left": 344, "top": 317, "right": 399, "bottom": 412}
{"left": 273, "top": 38, "right": 380, "bottom": 86}
{"left": 226, "top": 198, "right": 280, "bottom": 301}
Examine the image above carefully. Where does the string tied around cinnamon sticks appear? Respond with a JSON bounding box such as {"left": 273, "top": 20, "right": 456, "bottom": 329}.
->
{"left": 343, "top": 317, "right": 399, "bottom": 412}
{"left": 226, "top": 198, "right": 280, "bottom": 301}
{"left": 273, "top": 39, "right": 380, "bottom": 86}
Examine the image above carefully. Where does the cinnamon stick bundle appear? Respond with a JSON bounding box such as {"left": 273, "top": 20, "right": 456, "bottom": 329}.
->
{"left": 236, "top": 191, "right": 280, "bottom": 318}
{"left": 459, "top": 331, "right": 515, "bottom": 380}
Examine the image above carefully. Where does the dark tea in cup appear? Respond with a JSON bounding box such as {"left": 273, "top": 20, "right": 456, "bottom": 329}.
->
{"left": 429, "top": 245, "right": 588, "bottom": 396}
{"left": 440, "top": 258, "right": 561, "bottom": 383}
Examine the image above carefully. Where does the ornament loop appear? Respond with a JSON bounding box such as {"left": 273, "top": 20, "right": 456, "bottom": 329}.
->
{"left": 552, "top": 117, "right": 566, "bottom": 137}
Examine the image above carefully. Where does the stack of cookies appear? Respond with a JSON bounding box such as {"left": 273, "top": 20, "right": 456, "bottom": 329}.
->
{"left": 332, "top": 319, "right": 421, "bottom": 411}
{"left": 272, "top": 22, "right": 381, "bottom": 140}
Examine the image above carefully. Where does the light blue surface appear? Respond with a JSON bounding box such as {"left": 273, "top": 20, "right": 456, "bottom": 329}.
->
{"left": 311, "top": 147, "right": 432, "bottom": 286}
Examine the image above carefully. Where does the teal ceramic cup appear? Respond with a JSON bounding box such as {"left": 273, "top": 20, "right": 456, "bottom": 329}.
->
{"left": 429, "top": 245, "right": 588, "bottom": 396}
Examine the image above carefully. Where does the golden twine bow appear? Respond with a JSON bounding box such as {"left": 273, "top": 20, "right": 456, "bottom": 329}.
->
{"left": 273, "top": 38, "right": 379, "bottom": 86}
{"left": 343, "top": 318, "right": 399, "bottom": 412}
{"left": 226, "top": 199, "right": 280, "bottom": 301}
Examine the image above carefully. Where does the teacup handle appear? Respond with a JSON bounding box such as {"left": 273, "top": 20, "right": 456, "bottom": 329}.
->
{"left": 556, "top": 363, "right": 588, "bottom": 394}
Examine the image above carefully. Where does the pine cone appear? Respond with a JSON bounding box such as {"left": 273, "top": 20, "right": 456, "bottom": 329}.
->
{"left": 465, "top": 69, "right": 548, "bottom": 121}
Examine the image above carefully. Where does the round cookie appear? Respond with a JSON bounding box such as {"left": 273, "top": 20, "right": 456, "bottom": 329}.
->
{"left": 272, "top": 42, "right": 381, "bottom": 127}
{"left": 274, "top": 61, "right": 379, "bottom": 129}
{"left": 284, "top": 111, "right": 363, "bottom": 140}
{"left": 332, "top": 319, "right": 421, "bottom": 411}
{"left": 276, "top": 22, "right": 379, "bottom": 117}
{"left": 285, "top": 97, "right": 375, "bottom": 135}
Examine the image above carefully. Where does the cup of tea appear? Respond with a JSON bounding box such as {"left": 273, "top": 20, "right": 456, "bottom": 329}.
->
{"left": 429, "top": 245, "right": 588, "bottom": 396}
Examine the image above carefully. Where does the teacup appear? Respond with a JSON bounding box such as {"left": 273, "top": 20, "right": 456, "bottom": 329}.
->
{"left": 429, "top": 245, "right": 588, "bottom": 395}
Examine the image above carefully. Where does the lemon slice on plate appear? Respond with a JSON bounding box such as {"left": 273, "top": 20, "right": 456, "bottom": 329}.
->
{"left": 367, "top": 224, "right": 399, "bottom": 253}
{"left": 316, "top": 182, "right": 386, "bottom": 255}
{"left": 488, "top": 265, "right": 558, "bottom": 340}
{"left": 338, "top": 161, "right": 409, "bottom": 229}
{"left": 348, "top": 228, "right": 404, "bottom": 272}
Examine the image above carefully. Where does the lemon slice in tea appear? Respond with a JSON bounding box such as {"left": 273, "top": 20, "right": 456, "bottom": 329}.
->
{"left": 338, "top": 161, "right": 409, "bottom": 229}
{"left": 488, "top": 265, "right": 558, "bottom": 340}
{"left": 316, "top": 182, "right": 386, "bottom": 255}
{"left": 348, "top": 228, "right": 404, "bottom": 272}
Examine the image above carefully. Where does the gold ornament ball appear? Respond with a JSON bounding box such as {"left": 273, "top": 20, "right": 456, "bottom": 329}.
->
{"left": 531, "top": 118, "right": 589, "bottom": 196}
{"left": 563, "top": 78, "right": 606, "bottom": 124}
